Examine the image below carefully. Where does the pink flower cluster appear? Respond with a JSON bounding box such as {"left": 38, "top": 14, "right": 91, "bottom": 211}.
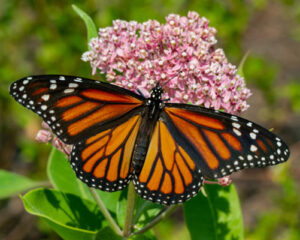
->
{"left": 82, "top": 11, "right": 251, "bottom": 114}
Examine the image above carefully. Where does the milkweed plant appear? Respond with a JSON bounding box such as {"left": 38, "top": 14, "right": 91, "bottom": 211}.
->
{"left": 2, "top": 5, "right": 251, "bottom": 240}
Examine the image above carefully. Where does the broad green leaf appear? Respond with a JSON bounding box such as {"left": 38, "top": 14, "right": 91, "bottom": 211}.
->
{"left": 0, "top": 169, "right": 44, "bottom": 199}
{"left": 47, "top": 147, "right": 93, "bottom": 201}
{"left": 47, "top": 147, "right": 124, "bottom": 213}
{"left": 22, "top": 188, "right": 106, "bottom": 240}
{"left": 93, "top": 188, "right": 124, "bottom": 213}
{"left": 133, "top": 196, "right": 164, "bottom": 228}
{"left": 72, "top": 4, "right": 98, "bottom": 49}
{"left": 95, "top": 226, "right": 123, "bottom": 240}
{"left": 184, "top": 184, "right": 243, "bottom": 240}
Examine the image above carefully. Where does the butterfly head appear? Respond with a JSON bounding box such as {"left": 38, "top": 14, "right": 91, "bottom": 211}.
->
{"left": 149, "top": 83, "right": 163, "bottom": 101}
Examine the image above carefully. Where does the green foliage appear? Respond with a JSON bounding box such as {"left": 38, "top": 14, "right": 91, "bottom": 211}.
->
{"left": 247, "top": 164, "right": 300, "bottom": 240}
{"left": 10, "top": 147, "right": 165, "bottom": 238}
{"left": 284, "top": 82, "right": 300, "bottom": 113}
{"left": 47, "top": 147, "right": 125, "bottom": 213}
{"left": 22, "top": 188, "right": 105, "bottom": 240}
{"left": 237, "top": 51, "right": 250, "bottom": 78}
{"left": 95, "top": 227, "right": 123, "bottom": 240}
{"left": 244, "top": 55, "right": 278, "bottom": 104}
{"left": 184, "top": 184, "right": 243, "bottom": 240}
{"left": 72, "top": 4, "right": 98, "bottom": 50}
{"left": 0, "top": 170, "right": 44, "bottom": 199}
{"left": 47, "top": 147, "right": 94, "bottom": 201}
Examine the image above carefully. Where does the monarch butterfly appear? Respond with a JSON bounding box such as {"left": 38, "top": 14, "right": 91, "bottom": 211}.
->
{"left": 10, "top": 75, "right": 290, "bottom": 205}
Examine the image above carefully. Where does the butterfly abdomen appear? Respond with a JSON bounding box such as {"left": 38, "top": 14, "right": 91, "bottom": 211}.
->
{"left": 132, "top": 106, "right": 160, "bottom": 174}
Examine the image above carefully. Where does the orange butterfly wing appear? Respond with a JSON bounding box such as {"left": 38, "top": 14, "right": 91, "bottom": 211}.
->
{"left": 10, "top": 75, "right": 144, "bottom": 144}
{"left": 70, "top": 115, "right": 142, "bottom": 191}
{"left": 162, "top": 104, "right": 290, "bottom": 179}
{"left": 134, "top": 120, "right": 204, "bottom": 205}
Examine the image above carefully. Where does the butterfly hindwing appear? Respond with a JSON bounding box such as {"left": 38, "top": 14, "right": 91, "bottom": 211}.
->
{"left": 134, "top": 120, "right": 204, "bottom": 205}
{"left": 162, "top": 103, "right": 290, "bottom": 179}
{"left": 70, "top": 114, "right": 142, "bottom": 191}
{"left": 10, "top": 75, "right": 144, "bottom": 144}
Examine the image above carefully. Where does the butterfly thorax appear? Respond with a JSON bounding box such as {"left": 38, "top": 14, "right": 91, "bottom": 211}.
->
{"left": 146, "top": 84, "right": 164, "bottom": 119}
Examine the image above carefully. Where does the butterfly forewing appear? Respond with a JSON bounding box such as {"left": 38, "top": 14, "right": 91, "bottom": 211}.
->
{"left": 10, "top": 75, "right": 144, "bottom": 144}
{"left": 162, "top": 104, "right": 290, "bottom": 179}
{"left": 134, "top": 120, "right": 204, "bottom": 205}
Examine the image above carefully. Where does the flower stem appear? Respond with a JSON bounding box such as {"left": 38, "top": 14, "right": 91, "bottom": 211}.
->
{"left": 131, "top": 204, "right": 180, "bottom": 236}
{"left": 123, "top": 182, "right": 136, "bottom": 237}
{"left": 89, "top": 188, "right": 122, "bottom": 236}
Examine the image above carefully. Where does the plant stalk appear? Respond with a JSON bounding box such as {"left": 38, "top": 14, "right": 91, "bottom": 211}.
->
{"left": 89, "top": 188, "right": 122, "bottom": 236}
{"left": 123, "top": 182, "right": 136, "bottom": 237}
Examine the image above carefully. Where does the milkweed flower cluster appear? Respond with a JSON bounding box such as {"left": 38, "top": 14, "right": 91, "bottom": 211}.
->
{"left": 82, "top": 11, "right": 251, "bottom": 114}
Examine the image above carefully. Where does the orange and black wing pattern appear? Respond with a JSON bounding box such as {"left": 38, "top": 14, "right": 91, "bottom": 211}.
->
{"left": 70, "top": 115, "right": 142, "bottom": 191}
{"left": 162, "top": 104, "right": 290, "bottom": 179}
{"left": 10, "top": 75, "right": 144, "bottom": 144}
{"left": 134, "top": 120, "right": 204, "bottom": 205}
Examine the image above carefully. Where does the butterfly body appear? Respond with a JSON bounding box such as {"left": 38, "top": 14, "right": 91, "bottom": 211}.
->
{"left": 132, "top": 84, "right": 164, "bottom": 173}
{"left": 10, "top": 75, "right": 290, "bottom": 205}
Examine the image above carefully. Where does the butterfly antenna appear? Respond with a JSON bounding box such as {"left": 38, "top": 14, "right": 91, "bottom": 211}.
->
{"left": 159, "top": 70, "right": 183, "bottom": 88}
{"left": 137, "top": 89, "right": 145, "bottom": 98}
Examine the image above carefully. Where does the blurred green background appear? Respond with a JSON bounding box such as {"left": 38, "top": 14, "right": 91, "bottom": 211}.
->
{"left": 0, "top": 0, "right": 300, "bottom": 239}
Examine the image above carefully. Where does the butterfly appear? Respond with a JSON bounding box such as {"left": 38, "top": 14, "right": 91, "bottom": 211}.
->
{"left": 10, "top": 75, "right": 290, "bottom": 205}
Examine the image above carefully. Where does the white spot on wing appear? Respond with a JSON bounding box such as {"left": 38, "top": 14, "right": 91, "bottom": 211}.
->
{"left": 64, "top": 88, "right": 74, "bottom": 93}
{"left": 74, "top": 78, "right": 83, "bottom": 82}
{"left": 232, "top": 123, "right": 241, "bottom": 129}
{"left": 233, "top": 128, "right": 242, "bottom": 136}
{"left": 231, "top": 116, "right": 238, "bottom": 121}
{"left": 250, "top": 145, "right": 258, "bottom": 152}
{"left": 50, "top": 84, "right": 57, "bottom": 90}
{"left": 41, "top": 94, "right": 50, "bottom": 101}
{"left": 247, "top": 122, "right": 253, "bottom": 127}
{"left": 250, "top": 132, "right": 256, "bottom": 139}
{"left": 69, "top": 83, "right": 78, "bottom": 88}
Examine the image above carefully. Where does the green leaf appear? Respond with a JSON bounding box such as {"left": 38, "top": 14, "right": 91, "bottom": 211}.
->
{"left": 237, "top": 51, "right": 250, "bottom": 78}
{"left": 184, "top": 184, "right": 244, "bottom": 240}
{"left": 116, "top": 187, "right": 128, "bottom": 228}
{"left": 133, "top": 196, "right": 164, "bottom": 228}
{"left": 95, "top": 190, "right": 123, "bottom": 213}
{"left": 130, "top": 231, "right": 158, "bottom": 240}
{"left": 47, "top": 147, "right": 94, "bottom": 201}
{"left": 22, "top": 188, "right": 106, "bottom": 240}
{"left": 47, "top": 147, "right": 123, "bottom": 213}
{"left": 72, "top": 4, "right": 98, "bottom": 49}
{"left": 0, "top": 169, "right": 43, "bottom": 199}
{"left": 95, "top": 226, "right": 123, "bottom": 240}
